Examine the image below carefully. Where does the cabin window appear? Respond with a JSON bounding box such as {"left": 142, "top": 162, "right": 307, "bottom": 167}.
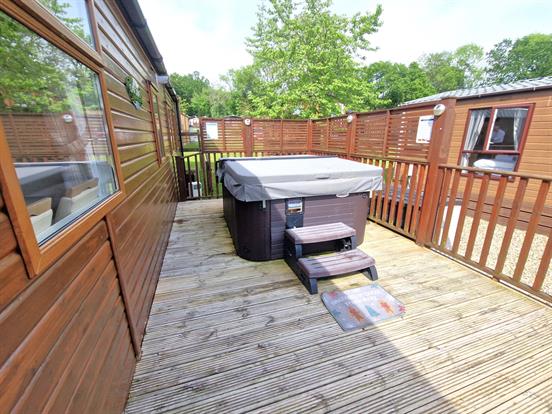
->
{"left": 0, "top": 11, "right": 118, "bottom": 244}
{"left": 38, "top": 0, "right": 95, "bottom": 47}
{"left": 148, "top": 82, "right": 165, "bottom": 162}
{"left": 460, "top": 106, "right": 531, "bottom": 172}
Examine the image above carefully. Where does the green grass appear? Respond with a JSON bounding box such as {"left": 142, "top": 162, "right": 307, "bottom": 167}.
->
{"left": 180, "top": 151, "right": 223, "bottom": 197}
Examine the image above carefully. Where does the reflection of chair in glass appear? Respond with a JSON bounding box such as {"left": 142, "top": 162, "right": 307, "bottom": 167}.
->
{"left": 55, "top": 178, "right": 99, "bottom": 222}
{"left": 27, "top": 197, "right": 53, "bottom": 236}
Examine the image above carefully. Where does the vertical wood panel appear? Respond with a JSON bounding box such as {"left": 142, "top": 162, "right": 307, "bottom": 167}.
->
{"left": 0, "top": 0, "right": 180, "bottom": 413}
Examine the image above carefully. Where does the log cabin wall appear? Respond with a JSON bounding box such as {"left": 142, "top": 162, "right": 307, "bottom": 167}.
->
{"left": 95, "top": 0, "right": 178, "bottom": 347}
{"left": 0, "top": 0, "right": 179, "bottom": 412}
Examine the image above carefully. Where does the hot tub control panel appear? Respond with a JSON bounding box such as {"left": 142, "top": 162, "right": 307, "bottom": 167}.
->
{"left": 286, "top": 198, "right": 304, "bottom": 228}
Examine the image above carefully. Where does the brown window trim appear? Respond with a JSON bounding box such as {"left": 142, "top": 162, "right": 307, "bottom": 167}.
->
{"left": 0, "top": 4, "right": 126, "bottom": 278}
{"left": 1, "top": 1, "right": 104, "bottom": 71}
{"left": 147, "top": 81, "right": 167, "bottom": 164}
{"left": 457, "top": 103, "right": 535, "bottom": 176}
{"left": 165, "top": 100, "right": 178, "bottom": 155}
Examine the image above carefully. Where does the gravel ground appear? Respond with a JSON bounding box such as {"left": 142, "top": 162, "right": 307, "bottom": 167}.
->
{"left": 454, "top": 216, "right": 551, "bottom": 296}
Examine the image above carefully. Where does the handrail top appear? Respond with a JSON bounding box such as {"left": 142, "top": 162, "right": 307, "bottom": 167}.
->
{"left": 439, "top": 163, "right": 552, "bottom": 182}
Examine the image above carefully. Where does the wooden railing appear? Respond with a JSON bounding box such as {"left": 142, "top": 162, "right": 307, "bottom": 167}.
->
{"left": 425, "top": 164, "right": 551, "bottom": 303}
{"left": 175, "top": 152, "right": 204, "bottom": 200}
{"left": 362, "top": 157, "right": 429, "bottom": 239}
{"left": 176, "top": 105, "right": 551, "bottom": 305}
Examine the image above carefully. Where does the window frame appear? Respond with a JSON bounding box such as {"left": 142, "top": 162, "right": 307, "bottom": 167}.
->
{"left": 147, "top": 81, "right": 167, "bottom": 163}
{"left": 458, "top": 103, "right": 535, "bottom": 173}
{"left": 0, "top": 3, "right": 126, "bottom": 278}
{"left": 165, "top": 100, "right": 178, "bottom": 154}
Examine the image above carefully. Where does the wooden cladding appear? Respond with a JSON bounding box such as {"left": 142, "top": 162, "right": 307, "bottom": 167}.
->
{"left": 0, "top": 220, "right": 134, "bottom": 413}
{"left": 0, "top": 0, "right": 180, "bottom": 413}
{"left": 199, "top": 105, "right": 435, "bottom": 160}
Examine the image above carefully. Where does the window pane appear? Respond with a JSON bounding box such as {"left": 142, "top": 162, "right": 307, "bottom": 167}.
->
{"left": 152, "top": 93, "right": 165, "bottom": 157}
{"left": 0, "top": 12, "right": 118, "bottom": 244}
{"left": 461, "top": 153, "right": 519, "bottom": 172}
{"left": 463, "top": 109, "right": 491, "bottom": 151}
{"left": 38, "top": 0, "right": 94, "bottom": 47}
{"left": 488, "top": 108, "right": 528, "bottom": 151}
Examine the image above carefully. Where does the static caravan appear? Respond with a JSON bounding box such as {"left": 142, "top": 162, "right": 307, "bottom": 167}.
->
{"left": 403, "top": 78, "right": 552, "bottom": 232}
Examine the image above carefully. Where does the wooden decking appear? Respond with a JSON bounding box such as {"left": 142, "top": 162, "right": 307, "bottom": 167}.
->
{"left": 126, "top": 199, "right": 552, "bottom": 413}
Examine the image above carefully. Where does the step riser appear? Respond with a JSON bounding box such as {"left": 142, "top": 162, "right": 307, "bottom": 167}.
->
{"left": 284, "top": 221, "right": 377, "bottom": 295}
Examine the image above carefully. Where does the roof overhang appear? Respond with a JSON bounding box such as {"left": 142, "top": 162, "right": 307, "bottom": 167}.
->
{"left": 116, "top": 0, "right": 178, "bottom": 103}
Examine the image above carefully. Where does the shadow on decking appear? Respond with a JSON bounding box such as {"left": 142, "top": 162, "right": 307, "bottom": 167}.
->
{"left": 125, "top": 200, "right": 552, "bottom": 413}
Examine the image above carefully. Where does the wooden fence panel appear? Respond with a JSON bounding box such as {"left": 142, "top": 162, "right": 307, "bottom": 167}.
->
{"left": 386, "top": 107, "right": 433, "bottom": 160}
{"left": 311, "top": 119, "right": 328, "bottom": 152}
{"left": 327, "top": 116, "right": 348, "bottom": 154}
{"left": 352, "top": 112, "right": 387, "bottom": 157}
{"left": 282, "top": 120, "right": 309, "bottom": 152}
{"left": 200, "top": 118, "right": 245, "bottom": 152}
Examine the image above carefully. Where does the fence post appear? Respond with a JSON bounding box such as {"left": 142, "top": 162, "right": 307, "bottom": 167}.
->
{"left": 243, "top": 118, "right": 252, "bottom": 156}
{"left": 280, "top": 119, "right": 284, "bottom": 153}
{"left": 325, "top": 118, "right": 330, "bottom": 151}
{"left": 346, "top": 113, "right": 357, "bottom": 159}
{"left": 307, "top": 119, "right": 313, "bottom": 154}
{"left": 415, "top": 98, "right": 456, "bottom": 246}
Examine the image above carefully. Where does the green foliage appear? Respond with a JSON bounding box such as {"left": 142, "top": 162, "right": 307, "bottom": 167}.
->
{"left": 244, "top": 0, "right": 383, "bottom": 118}
{"left": 170, "top": 71, "right": 211, "bottom": 115}
{"left": 170, "top": 71, "right": 236, "bottom": 117}
{"left": 363, "top": 61, "right": 435, "bottom": 108}
{"left": 221, "top": 65, "right": 263, "bottom": 116}
{"left": 37, "top": 0, "right": 93, "bottom": 45}
{"left": 0, "top": 6, "right": 99, "bottom": 113}
{"left": 124, "top": 76, "right": 143, "bottom": 109}
{"left": 418, "top": 43, "right": 484, "bottom": 92}
{"left": 485, "top": 33, "right": 552, "bottom": 84}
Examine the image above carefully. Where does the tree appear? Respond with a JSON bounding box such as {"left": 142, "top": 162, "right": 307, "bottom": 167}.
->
{"left": 419, "top": 44, "right": 484, "bottom": 92}
{"left": 189, "top": 87, "right": 234, "bottom": 117}
{"left": 244, "top": 0, "right": 383, "bottom": 118}
{"left": 453, "top": 44, "right": 485, "bottom": 87}
{"left": 363, "top": 61, "right": 435, "bottom": 107}
{"left": 170, "top": 71, "right": 211, "bottom": 115}
{"left": 485, "top": 33, "right": 552, "bottom": 84}
{"left": 0, "top": 0, "right": 95, "bottom": 113}
{"left": 221, "top": 65, "right": 263, "bottom": 116}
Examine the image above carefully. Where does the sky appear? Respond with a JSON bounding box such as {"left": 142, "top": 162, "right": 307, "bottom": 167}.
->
{"left": 137, "top": 0, "right": 552, "bottom": 84}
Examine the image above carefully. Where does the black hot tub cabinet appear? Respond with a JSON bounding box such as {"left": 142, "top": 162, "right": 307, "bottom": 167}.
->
{"left": 217, "top": 156, "right": 384, "bottom": 261}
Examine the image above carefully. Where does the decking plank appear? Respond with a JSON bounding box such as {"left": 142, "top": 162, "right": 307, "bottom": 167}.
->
{"left": 126, "top": 199, "right": 552, "bottom": 414}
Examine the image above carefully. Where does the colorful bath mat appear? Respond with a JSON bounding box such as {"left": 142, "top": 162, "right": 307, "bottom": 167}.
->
{"left": 321, "top": 284, "right": 405, "bottom": 331}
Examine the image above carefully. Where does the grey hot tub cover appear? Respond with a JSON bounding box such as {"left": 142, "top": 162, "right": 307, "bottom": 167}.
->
{"left": 217, "top": 156, "right": 383, "bottom": 202}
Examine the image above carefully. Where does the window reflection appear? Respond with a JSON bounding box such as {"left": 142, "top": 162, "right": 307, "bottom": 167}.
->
{"left": 0, "top": 12, "right": 118, "bottom": 244}
{"left": 38, "top": 0, "right": 95, "bottom": 47}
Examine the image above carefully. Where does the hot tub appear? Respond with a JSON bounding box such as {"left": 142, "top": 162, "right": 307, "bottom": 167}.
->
{"left": 217, "top": 156, "right": 383, "bottom": 261}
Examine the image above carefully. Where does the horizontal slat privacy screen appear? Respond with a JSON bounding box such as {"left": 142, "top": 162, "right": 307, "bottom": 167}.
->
{"left": 199, "top": 104, "right": 435, "bottom": 160}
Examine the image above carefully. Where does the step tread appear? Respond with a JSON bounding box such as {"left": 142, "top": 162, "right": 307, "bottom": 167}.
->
{"left": 298, "top": 249, "right": 375, "bottom": 279}
{"left": 285, "top": 222, "right": 355, "bottom": 244}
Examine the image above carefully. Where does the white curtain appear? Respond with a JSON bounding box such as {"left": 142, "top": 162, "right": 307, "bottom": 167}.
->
{"left": 495, "top": 108, "right": 528, "bottom": 150}
{"left": 464, "top": 109, "right": 490, "bottom": 150}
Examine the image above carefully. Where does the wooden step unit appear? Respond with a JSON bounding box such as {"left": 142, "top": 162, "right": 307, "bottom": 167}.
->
{"left": 299, "top": 250, "right": 376, "bottom": 279}
{"left": 285, "top": 222, "right": 356, "bottom": 244}
{"left": 284, "top": 222, "right": 378, "bottom": 294}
